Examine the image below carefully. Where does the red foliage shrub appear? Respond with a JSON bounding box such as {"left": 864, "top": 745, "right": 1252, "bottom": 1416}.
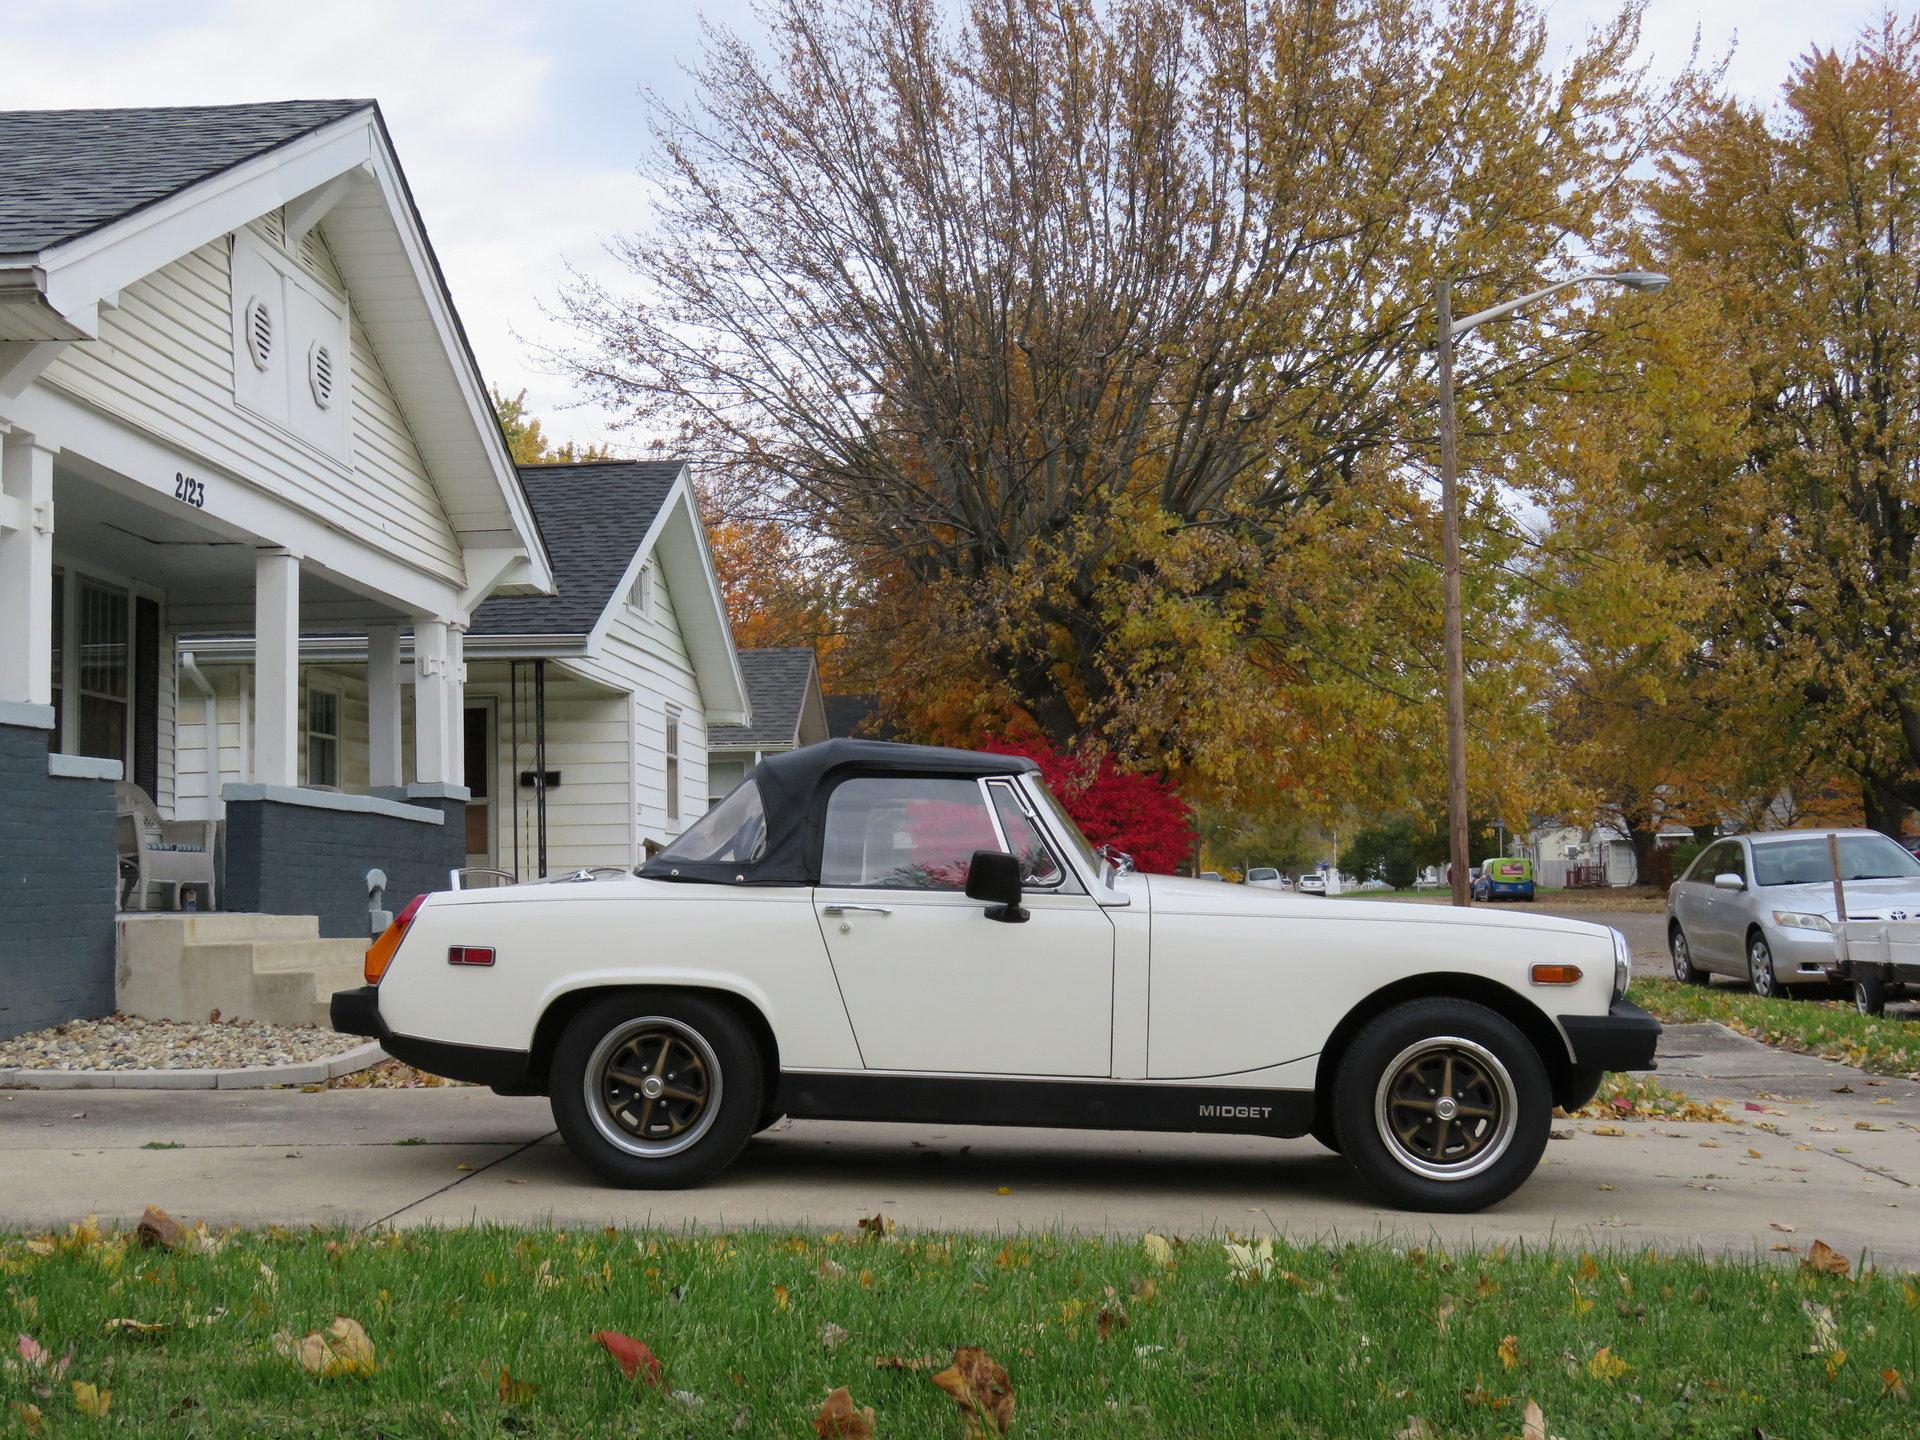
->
{"left": 982, "top": 738, "right": 1193, "bottom": 874}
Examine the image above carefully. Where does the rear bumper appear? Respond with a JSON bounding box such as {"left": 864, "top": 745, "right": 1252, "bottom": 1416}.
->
{"left": 330, "top": 985, "right": 535, "bottom": 1091}
{"left": 1558, "top": 998, "right": 1661, "bottom": 1073}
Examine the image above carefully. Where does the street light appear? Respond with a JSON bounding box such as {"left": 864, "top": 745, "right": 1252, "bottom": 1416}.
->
{"left": 1435, "top": 268, "right": 1669, "bottom": 908}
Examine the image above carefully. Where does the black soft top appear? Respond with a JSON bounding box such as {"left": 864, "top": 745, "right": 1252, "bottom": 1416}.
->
{"left": 641, "top": 738, "right": 1040, "bottom": 886}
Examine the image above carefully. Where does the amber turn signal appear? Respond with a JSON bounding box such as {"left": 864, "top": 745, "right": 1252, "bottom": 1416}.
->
{"left": 1529, "top": 963, "right": 1583, "bottom": 986}
{"left": 365, "top": 894, "right": 428, "bottom": 985}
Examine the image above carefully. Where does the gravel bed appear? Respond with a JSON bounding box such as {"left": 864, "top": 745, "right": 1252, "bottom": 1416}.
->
{"left": 0, "top": 1014, "right": 348, "bottom": 1072}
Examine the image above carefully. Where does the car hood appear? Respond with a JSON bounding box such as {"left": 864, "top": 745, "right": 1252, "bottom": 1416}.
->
{"left": 1139, "top": 874, "right": 1609, "bottom": 936}
{"left": 1761, "top": 877, "right": 1920, "bottom": 919}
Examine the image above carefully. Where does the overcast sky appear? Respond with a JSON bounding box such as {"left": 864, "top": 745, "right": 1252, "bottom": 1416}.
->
{"left": 7, "top": 0, "right": 1901, "bottom": 454}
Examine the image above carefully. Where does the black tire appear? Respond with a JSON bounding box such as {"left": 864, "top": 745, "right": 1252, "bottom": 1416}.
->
{"left": 1855, "top": 974, "right": 1888, "bottom": 1017}
{"left": 1309, "top": 1114, "right": 1342, "bottom": 1154}
{"left": 1332, "top": 998, "right": 1551, "bottom": 1213}
{"left": 1670, "top": 924, "right": 1708, "bottom": 985}
{"left": 549, "top": 993, "right": 763, "bottom": 1189}
{"left": 1747, "top": 933, "right": 1779, "bottom": 999}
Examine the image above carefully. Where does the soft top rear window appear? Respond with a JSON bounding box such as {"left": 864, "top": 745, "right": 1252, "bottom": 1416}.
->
{"left": 656, "top": 779, "right": 767, "bottom": 866}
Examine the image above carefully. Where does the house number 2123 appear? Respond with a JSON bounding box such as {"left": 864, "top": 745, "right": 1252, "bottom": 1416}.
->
{"left": 173, "top": 471, "right": 206, "bottom": 508}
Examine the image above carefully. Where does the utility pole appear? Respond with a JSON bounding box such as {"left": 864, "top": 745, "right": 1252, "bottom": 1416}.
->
{"left": 1436, "top": 279, "right": 1471, "bottom": 908}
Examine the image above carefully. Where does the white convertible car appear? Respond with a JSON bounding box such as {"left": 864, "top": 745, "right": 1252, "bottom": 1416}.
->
{"left": 333, "top": 740, "right": 1658, "bottom": 1212}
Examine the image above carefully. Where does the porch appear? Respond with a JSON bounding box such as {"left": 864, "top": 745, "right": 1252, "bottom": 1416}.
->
{"left": 0, "top": 426, "right": 473, "bottom": 1033}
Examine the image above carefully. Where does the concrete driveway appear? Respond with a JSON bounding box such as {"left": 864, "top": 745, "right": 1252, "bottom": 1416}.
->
{"left": 3, "top": 1024, "right": 1914, "bottom": 1265}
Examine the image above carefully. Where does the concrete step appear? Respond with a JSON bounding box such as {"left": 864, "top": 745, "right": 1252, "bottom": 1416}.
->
{"left": 248, "top": 938, "right": 366, "bottom": 973}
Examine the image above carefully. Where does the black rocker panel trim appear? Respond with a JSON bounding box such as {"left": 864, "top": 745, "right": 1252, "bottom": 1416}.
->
{"left": 773, "top": 1072, "right": 1316, "bottom": 1138}
{"left": 329, "top": 985, "right": 532, "bottom": 1090}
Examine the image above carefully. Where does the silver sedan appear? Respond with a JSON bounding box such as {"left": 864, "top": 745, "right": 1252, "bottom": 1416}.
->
{"left": 1666, "top": 829, "right": 1920, "bottom": 996}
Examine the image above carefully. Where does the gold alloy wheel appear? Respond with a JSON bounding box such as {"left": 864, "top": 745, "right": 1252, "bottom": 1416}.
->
{"left": 585, "top": 1017, "right": 724, "bottom": 1159}
{"left": 1373, "top": 1036, "right": 1518, "bottom": 1182}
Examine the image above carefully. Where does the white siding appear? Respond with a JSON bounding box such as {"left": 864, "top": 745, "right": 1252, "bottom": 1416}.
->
{"left": 155, "top": 630, "right": 177, "bottom": 814}
{"left": 42, "top": 230, "right": 464, "bottom": 582}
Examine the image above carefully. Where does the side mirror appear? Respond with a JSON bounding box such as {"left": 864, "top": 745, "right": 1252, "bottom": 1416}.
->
{"left": 965, "top": 849, "right": 1028, "bottom": 923}
{"left": 1712, "top": 872, "right": 1745, "bottom": 892}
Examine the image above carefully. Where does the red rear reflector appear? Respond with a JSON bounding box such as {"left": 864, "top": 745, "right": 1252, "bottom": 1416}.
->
{"left": 448, "top": 946, "right": 495, "bottom": 967}
{"left": 1530, "top": 963, "right": 1583, "bottom": 985}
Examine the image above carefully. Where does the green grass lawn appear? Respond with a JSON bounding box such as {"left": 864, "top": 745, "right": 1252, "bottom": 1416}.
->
{"left": 5, "top": 1222, "right": 1917, "bottom": 1437}
{"left": 1633, "top": 976, "right": 1920, "bottom": 1079}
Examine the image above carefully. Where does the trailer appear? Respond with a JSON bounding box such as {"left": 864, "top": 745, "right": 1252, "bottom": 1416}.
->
{"left": 1836, "top": 916, "right": 1920, "bottom": 1016}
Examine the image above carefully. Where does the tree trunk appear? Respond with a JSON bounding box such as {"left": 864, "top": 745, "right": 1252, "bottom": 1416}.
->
{"left": 1860, "top": 778, "right": 1908, "bottom": 839}
{"left": 1627, "top": 823, "right": 1659, "bottom": 886}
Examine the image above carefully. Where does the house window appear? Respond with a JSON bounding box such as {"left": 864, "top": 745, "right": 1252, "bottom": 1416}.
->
{"left": 664, "top": 706, "right": 681, "bottom": 822}
{"left": 306, "top": 679, "right": 341, "bottom": 789}
{"left": 629, "top": 562, "right": 654, "bottom": 621}
{"left": 75, "top": 578, "right": 129, "bottom": 763}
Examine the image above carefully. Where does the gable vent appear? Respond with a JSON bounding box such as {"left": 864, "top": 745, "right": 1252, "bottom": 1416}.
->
{"left": 244, "top": 296, "right": 274, "bottom": 370}
{"left": 308, "top": 340, "right": 336, "bottom": 408}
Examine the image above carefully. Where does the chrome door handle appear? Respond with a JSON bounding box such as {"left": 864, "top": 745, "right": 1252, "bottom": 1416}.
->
{"left": 822, "top": 904, "right": 892, "bottom": 917}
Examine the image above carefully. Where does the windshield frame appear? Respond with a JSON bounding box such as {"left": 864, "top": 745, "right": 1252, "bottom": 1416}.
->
{"left": 1749, "top": 833, "right": 1920, "bottom": 888}
{"left": 1018, "top": 774, "right": 1124, "bottom": 899}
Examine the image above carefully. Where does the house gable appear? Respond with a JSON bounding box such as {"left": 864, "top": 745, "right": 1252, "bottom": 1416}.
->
{"left": 0, "top": 100, "right": 551, "bottom": 606}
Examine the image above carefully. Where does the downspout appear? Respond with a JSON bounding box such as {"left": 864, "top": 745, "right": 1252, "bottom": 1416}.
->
{"left": 180, "top": 652, "right": 220, "bottom": 818}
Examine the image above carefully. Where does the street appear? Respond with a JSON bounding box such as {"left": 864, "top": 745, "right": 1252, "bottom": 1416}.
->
{"left": 4, "top": 1022, "right": 1914, "bottom": 1265}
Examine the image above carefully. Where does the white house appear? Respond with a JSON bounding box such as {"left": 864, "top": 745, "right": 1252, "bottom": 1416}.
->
{"left": 0, "top": 100, "right": 552, "bottom": 1034}
{"left": 179, "top": 460, "right": 750, "bottom": 878}
{"left": 708, "top": 647, "right": 829, "bottom": 808}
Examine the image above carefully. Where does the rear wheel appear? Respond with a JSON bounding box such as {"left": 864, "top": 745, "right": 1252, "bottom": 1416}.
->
{"left": 1670, "top": 925, "right": 1708, "bottom": 986}
{"left": 549, "top": 993, "right": 762, "bottom": 1189}
{"left": 1333, "top": 998, "right": 1550, "bottom": 1213}
{"left": 1855, "top": 974, "right": 1888, "bottom": 1017}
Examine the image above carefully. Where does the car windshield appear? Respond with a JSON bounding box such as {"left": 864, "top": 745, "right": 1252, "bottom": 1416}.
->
{"left": 654, "top": 779, "right": 768, "bottom": 866}
{"left": 1750, "top": 834, "right": 1920, "bottom": 888}
{"left": 1247, "top": 868, "right": 1277, "bottom": 881}
{"left": 1028, "top": 779, "right": 1104, "bottom": 880}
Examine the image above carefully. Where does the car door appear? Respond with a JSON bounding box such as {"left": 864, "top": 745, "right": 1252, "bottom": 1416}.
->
{"left": 1689, "top": 841, "right": 1744, "bottom": 971}
{"left": 811, "top": 774, "right": 1115, "bottom": 1076}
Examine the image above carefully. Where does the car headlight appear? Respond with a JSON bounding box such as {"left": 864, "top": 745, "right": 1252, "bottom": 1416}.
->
{"left": 1770, "top": 910, "right": 1834, "bottom": 933}
{"left": 1609, "top": 927, "right": 1630, "bottom": 1000}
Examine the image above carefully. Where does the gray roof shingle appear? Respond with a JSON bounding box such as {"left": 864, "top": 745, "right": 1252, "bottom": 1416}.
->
{"left": 0, "top": 101, "right": 372, "bottom": 257}
{"left": 468, "top": 462, "right": 682, "bottom": 638}
{"left": 712, "top": 648, "right": 818, "bottom": 750}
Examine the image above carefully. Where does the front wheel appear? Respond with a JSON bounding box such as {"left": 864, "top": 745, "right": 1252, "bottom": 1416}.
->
{"left": 1855, "top": 974, "right": 1888, "bottom": 1017}
{"left": 1747, "top": 935, "right": 1779, "bottom": 999}
{"left": 549, "top": 993, "right": 763, "bottom": 1189}
{"left": 1332, "top": 998, "right": 1550, "bottom": 1213}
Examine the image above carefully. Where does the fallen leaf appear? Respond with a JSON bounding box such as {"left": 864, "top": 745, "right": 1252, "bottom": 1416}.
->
{"left": 1826, "top": 1348, "right": 1849, "bottom": 1380}
{"left": 1882, "top": 1368, "right": 1909, "bottom": 1401}
{"left": 496, "top": 1367, "right": 538, "bottom": 1404}
{"left": 1435, "top": 1295, "right": 1456, "bottom": 1334}
{"left": 1770, "top": 1221, "right": 1795, "bottom": 1233}
{"left": 994, "top": 1186, "right": 1013, "bottom": 1196}
{"left": 592, "top": 1331, "right": 663, "bottom": 1386}
{"left": 1522, "top": 1398, "right": 1549, "bottom": 1440}
{"left": 1224, "top": 1237, "right": 1275, "bottom": 1282}
{"left": 1803, "top": 1240, "right": 1852, "bottom": 1279}
{"left": 1749, "top": 1149, "right": 1767, "bottom": 1160}
{"left": 819, "top": 1256, "right": 847, "bottom": 1280}
{"left": 1396, "top": 1419, "right": 1436, "bottom": 1440}
{"left": 10, "top": 1402, "right": 40, "bottom": 1432}
{"left": 135, "top": 1205, "right": 190, "bottom": 1251}
{"left": 931, "top": 1347, "right": 1015, "bottom": 1437}
{"left": 1590, "top": 1125, "right": 1626, "bottom": 1137}
{"left": 1567, "top": 1281, "right": 1594, "bottom": 1315}
{"left": 1498, "top": 1334, "right": 1520, "bottom": 1371}
{"left": 70, "top": 1382, "right": 109, "bottom": 1419}
{"left": 1097, "top": 1293, "right": 1127, "bottom": 1342}
{"left": 813, "top": 1386, "right": 875, "bottom": 1439}
{"left": 1803, "top": 1301, "right": 1840, "bottom": 1356}
{"left": 272, "top": 1316, "right": 377, "bottom": 1378}
{"left": 821, "top": 1323, "right": 850, "bottom": 1350}
{"left": 104, "top": 1318, "right": 169, "bottom": 1337}
{"left": 1141, "top": 1233, "right": 1173, "bottom": 1268}
{"left": 1854, "top": 1121, "right": 1885, "bottom": 1132}
{"left": 1587, "top": 1346, "right": 1629, "bottom": 1381}
{"left": 856, "top": 1214, "right": 894, "bottom": 1241}
{"left": 1577, "top": 1254, "right": 1599, "bottom": 1281}
{"left": 773, "top": 1284, "right": 790, "bottom": 1311}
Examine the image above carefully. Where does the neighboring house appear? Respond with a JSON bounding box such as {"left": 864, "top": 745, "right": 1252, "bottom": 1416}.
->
{"left": 1527, "top": 821, "right": 1696, "bottom": 887}
{"left": 178, "top": 461, "right": 750, "bottom": 878}
{"left": 708, "top": 647, "right": 829, "bottom": 807}
{"left": 0, "top": 101, "right": 552, "bottom": 1034}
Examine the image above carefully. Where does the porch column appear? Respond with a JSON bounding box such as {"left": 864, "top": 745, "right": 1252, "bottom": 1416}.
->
{"left": 446, "top": 622, "right": 467, "bottom": 785}
{"left": 365, "top": 622, "right": 403, "bottom": 789}
{"left": 412, "top": 617, "right": 455, "bottom": 786}
{"left": 253, "top": 550, "right": 300, "bottom": 787}
{"left": 0, "top": 431, "right": 56, "bottom": 708}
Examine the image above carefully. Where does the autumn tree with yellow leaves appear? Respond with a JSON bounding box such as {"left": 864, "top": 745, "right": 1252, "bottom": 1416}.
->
{"left": 558, "top": 0, "right": 1697, "bottom": 828}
